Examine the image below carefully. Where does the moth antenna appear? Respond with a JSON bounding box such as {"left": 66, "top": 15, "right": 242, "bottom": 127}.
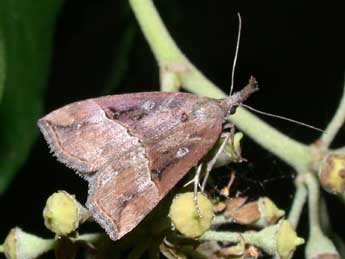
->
{"left": 230, "top": 12, "right": 242, "bottom": 96}
{"left": 242, "top": 104, "right": 324, "bottom": 132}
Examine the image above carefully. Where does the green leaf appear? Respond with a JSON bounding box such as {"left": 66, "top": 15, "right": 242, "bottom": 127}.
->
{"left": 0, "top": 29, "right": 5, "bottom": 101}
{"left": 0, "top": 1, "right": 61, "bottom": 194}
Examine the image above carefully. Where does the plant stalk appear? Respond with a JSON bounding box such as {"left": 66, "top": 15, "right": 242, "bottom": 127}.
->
{"left": 128, "top": 0, "right": 312, "bottom": 172}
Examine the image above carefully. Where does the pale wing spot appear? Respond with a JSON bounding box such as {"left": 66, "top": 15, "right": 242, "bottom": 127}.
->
{"left": 141, "top": 100, "right": 156, "bottom": 111}
{"left": 176, "top": 147, "right": 189, "bottom": 158}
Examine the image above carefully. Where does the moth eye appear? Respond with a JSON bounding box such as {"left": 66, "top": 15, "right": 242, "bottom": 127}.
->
{"left": 180, "top": 112, "right": 189, "bottom": 122}
{"left": 228, "top": 105, "right": 238, "bottom": 115}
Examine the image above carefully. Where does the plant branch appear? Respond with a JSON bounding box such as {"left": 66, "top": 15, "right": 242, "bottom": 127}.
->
{"left": 305, "top": 173, "right": 322, "bottom": 236}
{"left": 304, "top": 173, "right": 339, "bottom": 258}
{"left": 288, "top": 179, "right": 308, "bottom": 229}
{"left": 128, "top": 0, "right": 312, "bottom": 172}
{"left": 129, "top": 0, "right": 228, "bottom": 95}
{"left": 228, "top": 108, "right": 311, "bottom": 171}
{"left": 334, "top": 146, "right": 345, "bottom": 154}
{"left": 212, "top": 215, "right": 228, "bottom": 225}
{"left": 320, "top": 77, "right": 345, "bottom": 149}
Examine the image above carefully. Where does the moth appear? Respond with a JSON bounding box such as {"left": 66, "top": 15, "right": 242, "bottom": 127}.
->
{"left": 38, "top": 77, "right": 258, "bottom": 241}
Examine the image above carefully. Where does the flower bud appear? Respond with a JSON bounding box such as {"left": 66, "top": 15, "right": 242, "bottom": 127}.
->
{"left": 255, "top": 197, "right": 285, "bottom": 227}
{"left": 225, "top": 197, "right": 259, "bottom": 225}
{"left": 319, "top": 153, "right": 345, "bottom": 195}
{"left": 169, "top": 192, "right": 213, "bottom": 238}
{"left": 244, "top": 220, "right": 304, "bottom": 259}
{"left": 43, "top": 191, "right": 89, "bottom": 236}
{"left": 212, "top": 132, "right": 244, "bottom": 168}
{"left": 276, "top": 220, "right": 305, "bottom": 259}
{"left": 225, "top": 197, "right": 284, "bottom": 227}
{"left": 2, "top": 227, "right": 55, "bottom": 259}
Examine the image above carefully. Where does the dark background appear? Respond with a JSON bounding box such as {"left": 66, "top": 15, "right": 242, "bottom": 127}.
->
{"left": 1, "top": 0, "right": 345, "bottom": 258}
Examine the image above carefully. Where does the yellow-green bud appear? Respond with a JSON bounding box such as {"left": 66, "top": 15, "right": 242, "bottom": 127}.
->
{"left": 276, "top": 220, "right": 305, "bottom": 259}
{"left": 224, "top": 197, "right": 284, "bottom": 227}
{"left": 244, "top": 220, "right": 304, "bottom": 259}
{"left": 211, "top": 132, "right": 244, "bottom": 168}
{"left": 255, "top": 197, "right": 285, "bottom": 227}
{"left": 226, "top": 132, "right": 244, "bottom": 163}
{"left": 169, "top": 192, "right": 213, "bottom": 238}
{"left": 2, "top": 227, "right": 55, "bottom": 259}
{"left": 319, "top": 153, "right": 345, "bottom": 195}
{"left": 43, "top": 191, "right": 89, "bottom": 236}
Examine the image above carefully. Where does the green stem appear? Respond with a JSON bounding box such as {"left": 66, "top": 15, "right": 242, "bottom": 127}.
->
{"left": 128, "top": 0, "right": 312, "bottom": 172}
{"left": 200, "top": 231, "right": 240, "bottom": 243}
{"left": 229, "top": 108, "right": 311, "bottom": 171}
{"left": 201, "top": 229, "right": 277, "bottom": 256}
{"left": 288, "top": 181, "right": 308, "bottom": 228}
{"left": 334, "top": 146, "right": 345, "bottom": 154}
{"left": 129, "top": 0, "right": 184, "bottom": 65}
{"left": 305, "top": 173, "right": 339, "bottom": 258}
{"left": 129, "top": 0, "right": 225, "bottom": 96}
{"left": 320, "top": 76, "right": 345, "bottom": 149}
{"left": 305, "top": 174, "right": 322, "bottom": 236}
{"left": 0, "top": 244, "right": 3, "bottom": 253}
{"left": 212, "top": 214, "right": 229, "bottom": 225}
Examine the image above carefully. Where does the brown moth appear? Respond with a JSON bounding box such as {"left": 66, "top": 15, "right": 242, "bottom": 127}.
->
{"left": 38, "top": 77, "right": 258, "bottom": 241}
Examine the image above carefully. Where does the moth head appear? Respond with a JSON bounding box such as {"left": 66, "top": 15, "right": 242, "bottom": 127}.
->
{"left": 220, "top": 76, "right": 259, "bottom": 116}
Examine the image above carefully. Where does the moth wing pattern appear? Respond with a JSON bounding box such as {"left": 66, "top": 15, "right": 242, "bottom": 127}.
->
{"left": 86, "top": 139, "right": 159, "bottom": 241}
{"left": 94, "top": 92, "right": 225, "bottom": 197}
{"left": 38, "top": 99, "right": 126, "bottom": 174}
{"left": 38, "top": 92, "right": 226, "bottom": 240}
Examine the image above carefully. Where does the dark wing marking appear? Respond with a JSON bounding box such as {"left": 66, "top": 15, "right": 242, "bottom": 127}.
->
{"left": 95, "top": 92, "right": 225, "bottom": 195}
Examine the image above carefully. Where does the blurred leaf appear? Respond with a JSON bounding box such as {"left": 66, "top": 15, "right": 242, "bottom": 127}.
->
{"left": 0, "top": 1, "right": 61, "bottom": 193}
{"left": 0, "top": 30, "right": 5, "bottom": 101}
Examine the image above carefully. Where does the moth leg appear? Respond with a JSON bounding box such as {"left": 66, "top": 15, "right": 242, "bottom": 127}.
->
{"left": 183, "top": 166, "right": 202, "bottom": 188}
{"left": 223, "top": 122, "right": 235, "bottom": 130}
{"left": 201, "top": 127, "right": 234, "bottom": 192}
{"left": 193, "top": 164, "right": 203, "bottom": 217}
